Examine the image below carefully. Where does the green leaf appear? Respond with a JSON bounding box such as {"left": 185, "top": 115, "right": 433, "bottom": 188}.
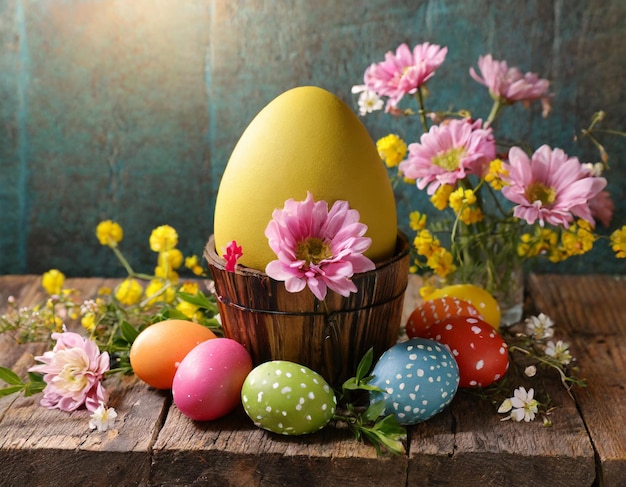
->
{"left": 0, "top": 385, "right": 24, "bottom": 397}
{"left": 24, "top": 380, "right": 45, "bottom": 397}
{"left": 355, "top": 348, "right": 374, "bottom": 383}
{"left": 177, "top": 291, "right": 218, "bottom": 314}
{"left": 363, "top": 401, "right": 386, "bottom": 423}
{"left": 120, "top": 320, "right": 140, "bottom": 344}
{"left": 0, "top": 366, "right": 23, "bottom": 386}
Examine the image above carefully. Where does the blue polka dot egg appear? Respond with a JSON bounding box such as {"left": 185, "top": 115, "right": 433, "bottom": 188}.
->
{"left": 369, "top": 338, "right": 460, "bottom": 425}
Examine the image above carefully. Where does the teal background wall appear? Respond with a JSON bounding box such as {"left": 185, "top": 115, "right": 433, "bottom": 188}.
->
{"left": 1, "top": 0, "right": 625, "bottom": 277}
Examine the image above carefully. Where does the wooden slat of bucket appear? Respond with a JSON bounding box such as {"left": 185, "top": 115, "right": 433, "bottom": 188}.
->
{"left": 205, "top": 234, "right": 410, "bottom": 386}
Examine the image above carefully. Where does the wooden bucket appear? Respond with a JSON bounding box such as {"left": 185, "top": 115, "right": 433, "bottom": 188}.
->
{"left": 204, "top": 233, "right": 410, "bottom": 386}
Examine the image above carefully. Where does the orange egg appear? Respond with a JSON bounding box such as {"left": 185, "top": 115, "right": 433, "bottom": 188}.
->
{"left": 130, "top": 319, "right": 217, "bottom": 389}
{"left": 406, "top": 296, "right": 484, "bottom": 338}
{"left": 424, "top": 284, "right": 501, "bottom": 330}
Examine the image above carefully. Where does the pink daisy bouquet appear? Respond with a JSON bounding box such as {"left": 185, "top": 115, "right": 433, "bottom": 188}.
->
{"left": 353, "top": 42, "right": 626, "bottom": 325}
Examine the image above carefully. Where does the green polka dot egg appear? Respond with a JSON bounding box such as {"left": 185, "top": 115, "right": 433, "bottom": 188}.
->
{"left": 241, "top": 360, "right": 337, "bottom": 435}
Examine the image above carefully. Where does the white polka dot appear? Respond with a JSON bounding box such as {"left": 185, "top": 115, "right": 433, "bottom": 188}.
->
{"left": 471, "top": 326, "right": 482, "bottom": 334}
{"left": 272, "top": 382, "right": 279, "bottom": 389}
{"left": 281, "top": 386, "right": 292, "bottom": 394}
{"left": 308, "top": 392, "right": 315, "bottom": 400}
{"left": 476, "top": 360, "right": 484, "bottom": 370}
{"left": 409, "top": 353, "right": 417, "bottom": 360}
{"left": 417, "top": 369, "right": 424, "bottom": 377}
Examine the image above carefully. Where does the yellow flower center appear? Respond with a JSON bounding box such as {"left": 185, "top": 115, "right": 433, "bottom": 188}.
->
{"left": 433, "top": 147, "right": 466, "bottom": 171}
{"left": 296, "top": 238, "right": 332, "bottom": 265}
{"left": 526, "top": 182, "right": 557, "bottom": 206}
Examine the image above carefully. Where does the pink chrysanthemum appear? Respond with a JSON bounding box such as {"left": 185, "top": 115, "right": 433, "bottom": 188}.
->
{"left": 501, "top": 145, "right": 607, "bottom": 228}
{"left": 470, "top": 54, "right": 551, "bottom": 115}
{"left": 265, "top": 192, "right": 375, "bottom": 301}
{"left": 364, "top": 42, "right": 447, "bottom": 109}
{"left": 29, "top": 330, "right": 110, "bottom": 412}
{"left": 398, "top": 118, "right": 496, "bottom": 194}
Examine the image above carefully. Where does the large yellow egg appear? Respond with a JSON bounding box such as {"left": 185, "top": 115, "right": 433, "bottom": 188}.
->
{"left": 213, "top": 86, "right": 397, "bottom": 272}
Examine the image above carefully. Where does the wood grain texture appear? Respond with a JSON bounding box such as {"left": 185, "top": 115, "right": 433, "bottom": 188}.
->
{"left": 528, "top": 274, "right": 626, "bottom": 487}
{"left": 205, "top": 234, "right": 410, "bottom": 386}
{"left": 2, "top": 274, "right": 625, "bottom": 485}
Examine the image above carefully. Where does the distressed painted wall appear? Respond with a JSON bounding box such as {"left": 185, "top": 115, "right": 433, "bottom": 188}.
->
{"left": 0, "top": 0, "right": 625, "bottom": 277}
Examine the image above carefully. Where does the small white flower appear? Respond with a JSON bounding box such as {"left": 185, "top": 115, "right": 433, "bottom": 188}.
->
{"left": 525, "top": 313, "right": 555, "bottom": 340}
{"left": 582, "top": 162, "right": 604, "bottom": 177}
{"left": 89, "top": 402, "right": 118, "bottom": 432}
{"left": 497, "top": 398, "right": 513, "bottom": 414}
{"left": 524, "top": 365, "right": 537, "bottom": 377}
{"left": 499, "top": 387, "right": 538, "bottom": 422}
{"left": 80, "top": 299, "right": 98, "bottom": 315}
{"left": 352, "top": 85, "right": 384, "bottom": 116}
{"left": 545, "top": 340, "right": 572, "bottom": 365}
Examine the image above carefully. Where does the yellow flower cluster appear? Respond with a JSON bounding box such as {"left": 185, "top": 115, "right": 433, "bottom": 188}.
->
{"left": 516, "top": 219, "right": 620, "bottom": 263}
{"left": 96, "top": 220, "right": 124, "bottom": 248}
{"left": 411, "top": 214, "right": 457, "bottom": 278}
{"left": 376, "top": 134, "right": 407, "bottom": 168}
{"left": 448, "top": 188, "right": 483, "bottom": 225}
{"left": 485, "top": 159, "right": 510, "bottom": 190}
{"left": 40, "top": 222, "right": 211, "bottom": 327}
{"left": 612, "top": 226, "right": 626, "bottom": 258}
{"left": 42, "top": 269, "right": 65, "bottom": 295}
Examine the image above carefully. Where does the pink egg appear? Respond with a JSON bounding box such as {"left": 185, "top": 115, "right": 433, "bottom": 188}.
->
{"left": 425, "top": 316, "right": 509, "bottom": 388}
{"left": 172, "top": 338, "right": 253, "bottom": 421}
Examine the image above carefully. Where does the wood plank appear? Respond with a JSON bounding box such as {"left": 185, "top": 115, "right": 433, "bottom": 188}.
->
{"left": 0, "top": 274, "right": 616, "bottom": 485}
{"left": 403, "top": 277, "right": 595, "bottom": 486}
{"left": 0, "top": 276, "right": 170, "bottom": 486}
{"left": 528, "top": 274, "right": 626, "bottom": 487}
{"left": 152, "top": 406, "right": 408, "bottom": 486}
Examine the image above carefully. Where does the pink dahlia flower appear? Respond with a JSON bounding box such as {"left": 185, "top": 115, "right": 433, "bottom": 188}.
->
{"left": 470, "top": 54, "right": 551, "bottom": 115}
{"left": 364, "top": 42, "right": 447, "bottom": 109}
{"left": 502, "top": 145, "right": 607, "bottom": 228}
{"left": 265, "top": 192, "right": 376, "bottom": 301}
{"left": 398, "top": 118, "right": 496, "bottom": 194}
{"left": 29, "top": 331, "right": 110, "bottom": 412}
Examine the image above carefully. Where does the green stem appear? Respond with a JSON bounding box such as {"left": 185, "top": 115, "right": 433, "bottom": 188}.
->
{"left": 484, "top": 99, "right": 503, "bottom": 129}
{"left": 415, "top": 87, "right": 429, "bottom": 134}
{"left": 111, "top": 245, "right": 136, "bottom": 277}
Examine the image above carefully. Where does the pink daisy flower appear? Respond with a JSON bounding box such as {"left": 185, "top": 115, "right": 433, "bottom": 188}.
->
{"left": 398, "top": 118, "right": 496, "bottom": 194}
{"left": 364, "top": 42, "right": 447, "bottom": 109}
{"left": 501, "top": 145, "right": 607, "bottom": 228}
{"left": 29, "top": 330, "right": 110, "bottom": 412}
{"left": 470, "top": 54, "right": 551, "bottom": 116}
{"left": 265, "top": 192, "right": 375, "bottom": 301}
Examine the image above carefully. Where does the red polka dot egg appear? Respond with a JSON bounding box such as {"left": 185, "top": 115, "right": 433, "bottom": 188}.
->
{"left": 425, "top": 316, "right": 509, "bottom": 388}
{"left": 406, "top": 296, "right": 484, "bottom": 338}
{"left": 424, "top": 284, "right": 501, "bottom": 330}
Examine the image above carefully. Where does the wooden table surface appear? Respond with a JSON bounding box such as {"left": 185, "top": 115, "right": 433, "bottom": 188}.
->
{"left": 0, "top": 273, "right": 625, "bottom": 487}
